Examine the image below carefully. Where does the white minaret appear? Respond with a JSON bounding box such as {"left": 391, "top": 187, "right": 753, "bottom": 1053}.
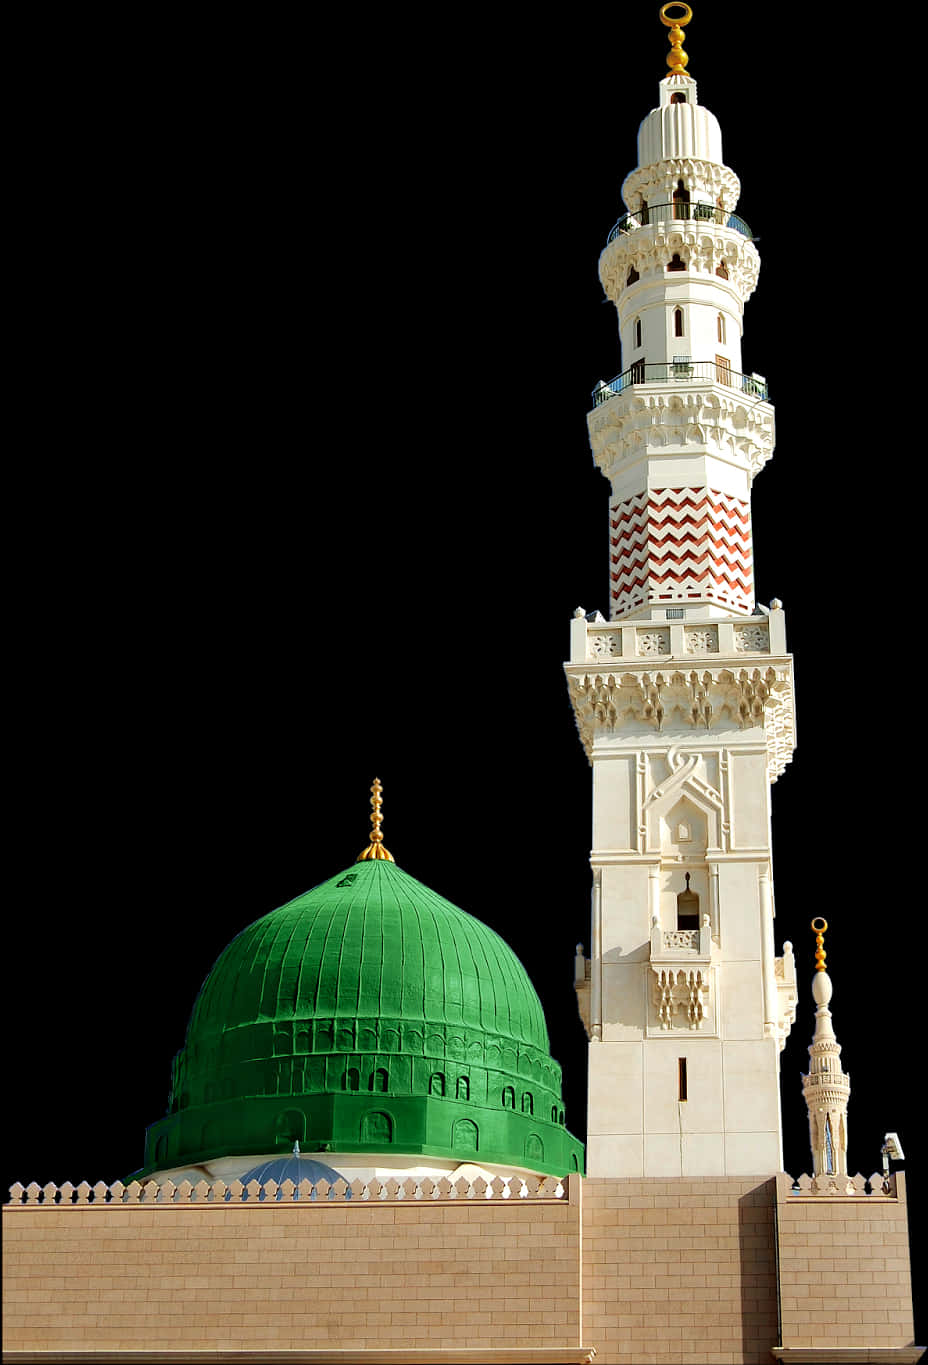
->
{"left": 568, "top": 6, "right": 798, "bottom": 1178}
{"left": 801, "top": 918, "right": 851, "bottom": 1183}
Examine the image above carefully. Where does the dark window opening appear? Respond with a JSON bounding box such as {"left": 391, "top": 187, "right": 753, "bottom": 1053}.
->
{"left": 676, "top": 872, "right": 700, "bottom": 930}
{"left": 678, "top": 1058, "right": 688, "bottom": 1102}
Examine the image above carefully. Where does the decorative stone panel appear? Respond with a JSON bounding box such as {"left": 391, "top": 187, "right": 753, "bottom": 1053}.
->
{"left": 636, "top": 628, "right": 670, "bottom": 656}
{"left": 735, "top": 622, "right": 769, "bottom": 652}
{"left": 685, "top": 626, "right": 718, "bottom": 653}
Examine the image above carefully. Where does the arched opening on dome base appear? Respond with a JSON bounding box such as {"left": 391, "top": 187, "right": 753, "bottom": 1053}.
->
{"left": 452, "top": 1119, "right": 478, "bottom": 1155}
{"left": 274, "top": 1109, "right": 305, "bottom": 1148}
{"left": 360, "top": 1111, "right": 393, "bottom": 1145}
{"left": 525, "top": 1134, "right": 544, "bottom": 1164}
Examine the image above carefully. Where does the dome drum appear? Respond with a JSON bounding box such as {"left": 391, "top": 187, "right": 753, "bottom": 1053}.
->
{"left": 142, "top": 1091, "right": 584, "bottom": 1179}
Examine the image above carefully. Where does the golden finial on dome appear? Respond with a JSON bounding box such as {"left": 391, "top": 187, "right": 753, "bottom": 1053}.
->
{"left": 660, "top": 2, "right": 692, "bottom": 76}
{"left": 356, "top": 777, "right": 395, "bottom": 862}
{"left": 811, "top": 916, "right": 828, "bottom": 972}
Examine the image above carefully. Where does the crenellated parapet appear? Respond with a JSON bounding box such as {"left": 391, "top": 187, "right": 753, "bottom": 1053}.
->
{"left": 6, "top": 1173, "right": 570, "bottom": 1206}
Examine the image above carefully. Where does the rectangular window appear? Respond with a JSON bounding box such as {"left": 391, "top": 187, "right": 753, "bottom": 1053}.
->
{"left": 678, "top": 1057, "right": 688, "bottom": 1102}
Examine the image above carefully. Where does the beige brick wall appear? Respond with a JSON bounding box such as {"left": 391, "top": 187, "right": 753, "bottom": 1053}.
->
{"left": 775, "top": 1170, "right": 917, "bottom": 1351}
{"left": 4, "top": 1173, "right": 920, "bottom": 1362}
{"left": 2, "top": 1182, "right": 581, "bottom": 1356}
{"left": 582, "top": 1176, "right": 779, "bottom": 1365}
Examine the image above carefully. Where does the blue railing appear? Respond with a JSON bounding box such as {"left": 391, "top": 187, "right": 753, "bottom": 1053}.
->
{"left": 592, "top": 361, "right": 768, "bottom": 406}
{"left": 606, "top": 200, "right": 753, "bottom": 245}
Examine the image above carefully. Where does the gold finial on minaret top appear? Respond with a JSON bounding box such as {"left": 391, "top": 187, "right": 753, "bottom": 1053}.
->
{"left": 356, "top": 777, "right": 395, "bottom": 862}
{"left": 660, "top": 2, "right": 692, "bottom": 76}
{"left": 811, "top": 917, "right": 828, "bottom": 972}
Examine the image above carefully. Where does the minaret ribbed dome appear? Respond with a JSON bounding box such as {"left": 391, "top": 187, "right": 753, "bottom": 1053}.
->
{"left": 140, "top": 858, "right": 584, "bottom": 1178}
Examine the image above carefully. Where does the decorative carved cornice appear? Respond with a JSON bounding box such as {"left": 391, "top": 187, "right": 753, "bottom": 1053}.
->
{"left": 587, "top": 387, "right": 775, "bottom": 482}
{"left": 565, "top": 662, "right": 795, "bottom": 783}
{"left": 622, "top": 158, "right": 741, "bottom": 212}
{"left": 599, "top": 227, "right": 759, "bottom": 305}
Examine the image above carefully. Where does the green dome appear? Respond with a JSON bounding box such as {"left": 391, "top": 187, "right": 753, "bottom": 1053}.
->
{"left": 141, "top": 859, "right": 584, "bottom": 1178}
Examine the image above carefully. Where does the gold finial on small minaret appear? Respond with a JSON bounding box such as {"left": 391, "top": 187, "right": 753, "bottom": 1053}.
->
{"left": 660, "top": 2, "right": 692, "bottom": 76}
{"left": 811, "top": 916, "right": 828, "bottom": 972}
{"left": 356, "top": 777, "right": 395, "bottom": 862}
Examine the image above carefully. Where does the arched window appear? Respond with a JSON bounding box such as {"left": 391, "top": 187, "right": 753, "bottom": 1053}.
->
{"left": 717, "top": 313, "right": 726, "bottom": 344}
{"left": 672, "top": 179, "right": 690, "bottom": 220}
{"left": 275, "top": 1109, "right": 305, "bottom": 1145}
{"left": 634, "top": 317, "right": 642, "bottom": 348}
{"left": 525, "top": 1134, "right": 544, "bottom": 1163}
{"left": 670, "top": 92, "right": 687, "bottom": 104}
{"left": 676, "top": 873, "right": 699, "bottom": 930}
{"left": 452, "top": 1118, "right": 478, "bottom": 1153}
{"left": 343, "top": 1067, "right": 360, "bottom": 1092}
{"left": 370, "top": 1068, "right": 388, "bottom": 1093}
{"left": 457, "top": 1076, "right": 470, "bottom": 1101}
{"left": 715, "top": 261, "right": 729, "bottom": 280}
{"left": 361, "top": 1111, "right": 393, "bottom": 1145}
{"left": 640, "top": 199, "right": 649, "bottom": 225}
{"left": 674, "top": 308, "right": 684, "bottom": 337}
{"left": 502, "top": 1085, "right": 515, "bottom": 1109}
{"left": 627, "top": 265, "right": 640, "bottom": 286}
{"left": 429, "top": 1072, "right": 446, "bottom": 1098}
{"left": 667, "top": 253, "right": 686, "bottom": 272}
{"left": 824, "top": 1115, "right": 835, "bottom": 1174}
{"left": 522, "top": 1092, "right": 534, "bottom": 1115}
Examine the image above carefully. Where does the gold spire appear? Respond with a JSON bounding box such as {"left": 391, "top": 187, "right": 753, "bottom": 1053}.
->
{"left": 811, "top": 916, "right": 828, "bottom": 972}
{"left": 660, "top": 2, "right": 692, "bottom": 76}
{"left": 356, "top": 777, "right": 395, "bottom": 862}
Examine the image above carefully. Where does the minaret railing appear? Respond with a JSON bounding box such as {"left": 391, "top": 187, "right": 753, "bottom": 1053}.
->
{"left": 606, "top": 201, "right": 753, "bottom": 244}
{"left": 593, "top": 361, "right": 768, "bottom": 405}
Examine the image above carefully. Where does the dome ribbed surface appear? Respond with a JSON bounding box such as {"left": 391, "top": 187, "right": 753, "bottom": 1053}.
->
{"left": 187, "top": 859, "right": 549, "bottom": 1052}
{"left": 140, "top": 858, "right": 584, "bottom": 1179}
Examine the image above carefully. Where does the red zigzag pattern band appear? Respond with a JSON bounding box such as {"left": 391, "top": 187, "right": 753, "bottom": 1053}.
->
{"left": 609, "top": 486, "right": 754, "bottom": 618}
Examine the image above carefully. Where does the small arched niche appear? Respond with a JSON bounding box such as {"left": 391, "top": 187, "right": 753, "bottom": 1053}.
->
{"left": 660, "top": 796, "right": 707, "bottom": 856}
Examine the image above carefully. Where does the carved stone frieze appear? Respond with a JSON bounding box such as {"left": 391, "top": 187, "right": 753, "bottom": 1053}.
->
{"left": 650, "top": 965, "right": 710, "bottom": 1030}
{"left": 587, "top": 387, "right": 775, "bottom": 482}
{"left": 565, "top": 663, "right": 796, "bottom": 783}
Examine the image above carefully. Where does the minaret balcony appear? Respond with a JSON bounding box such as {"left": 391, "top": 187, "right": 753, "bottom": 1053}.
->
{"left": 606, "top": 201, "right": 753, "bottom": 245}
{"left": 592, "top": 361, "right": 768, "bottom": 408}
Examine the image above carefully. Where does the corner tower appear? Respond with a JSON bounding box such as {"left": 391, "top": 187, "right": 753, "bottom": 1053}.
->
{"left": 568, "top": 6, "right": 798, "bottom": 1178}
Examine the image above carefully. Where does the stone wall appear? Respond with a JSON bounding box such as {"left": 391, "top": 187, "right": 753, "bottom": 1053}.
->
{"left": 3, "top": 1171, "right": 921, "bottom": 1363}
{"left": 1, "top": 1175, "right": 584, "bottom": 1362}
{"left": 582, "top": 1175, "right": 779, "bottom": 1365}
{"left": 775, "top": 1170, "right": 918, "bottom": 1355}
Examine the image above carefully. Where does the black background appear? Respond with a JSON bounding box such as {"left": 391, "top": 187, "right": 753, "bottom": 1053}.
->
{"left": 9, "top": 2, "right": 922, "bottom": 1337}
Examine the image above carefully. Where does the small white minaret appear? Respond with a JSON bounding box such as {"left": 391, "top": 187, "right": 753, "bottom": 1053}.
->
{"left": 567, "top": 5, "right": 798, "bottom": 1178}
{"left": 801, "top": 918, "right": 851, "bottom": 1181}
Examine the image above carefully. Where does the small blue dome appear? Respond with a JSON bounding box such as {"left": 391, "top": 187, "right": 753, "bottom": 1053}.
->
{"left": 239, "top": 1153, "right": 346, "bottom": 1199}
